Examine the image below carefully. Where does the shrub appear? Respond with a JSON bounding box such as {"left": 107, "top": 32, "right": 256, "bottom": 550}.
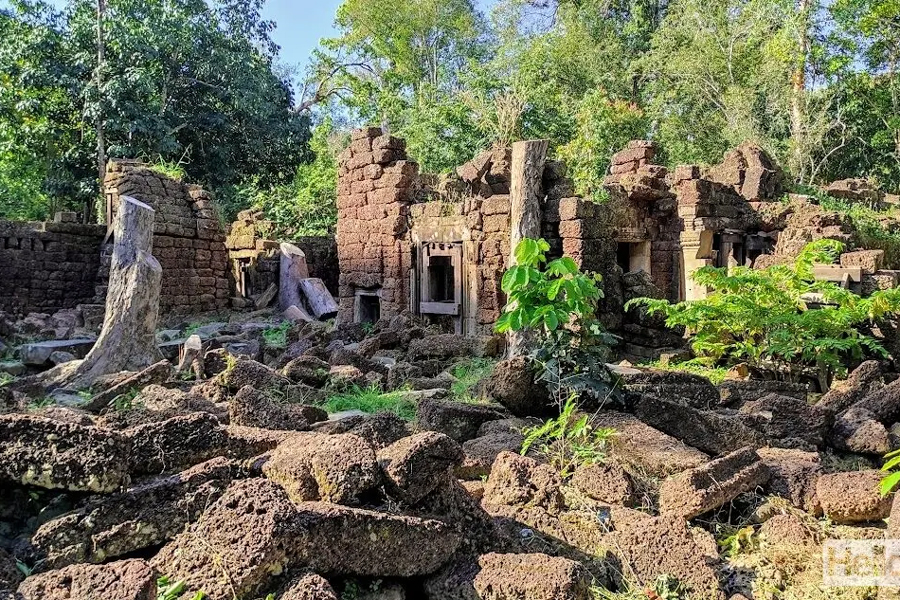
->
{"left": 496, "top": 238, "right": 620, "bottom": 406}
{"left": 521, "top": 395, "right": 616, "bottom": 478}
{"left": 627, "top": 240, "right": 900, "bottom": 388}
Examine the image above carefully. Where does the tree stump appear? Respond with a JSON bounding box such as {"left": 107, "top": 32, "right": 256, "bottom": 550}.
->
{"left": 508, "top": 139, "right": 549, "bottom": 357}
{"left": 36, "top": 196, "right": 163, "bottom": 392}
{"left": 279, "top": 242, "right": 310, "bottom": 311}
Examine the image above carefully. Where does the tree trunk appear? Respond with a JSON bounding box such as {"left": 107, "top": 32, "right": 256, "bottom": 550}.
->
{"left": 92, "top": 0, "right": 107, "bottom": 225}
{"left": 279, "top": 242, "right": 310, "bottom": 311}
{"left": 42, "top": 196, "right": 162, "bottom": 391}
{"left": 790, "top": 0, "right": 811, "bottom": 178}
{"left": 508, "top": 139, "right": 549, "bottom": 358}
{"left": 299, "top": 278, "right": 339, "bottom": 319}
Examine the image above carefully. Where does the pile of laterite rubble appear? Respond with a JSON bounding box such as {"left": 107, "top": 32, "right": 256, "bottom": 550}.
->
{"left": 1, "top": 311, "right": 900, "bottom": 599}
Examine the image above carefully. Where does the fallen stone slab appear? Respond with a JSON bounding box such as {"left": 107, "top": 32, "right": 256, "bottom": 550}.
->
{"left": 816, "top": 470, "right": 892, "bottom": 524}
{"left": 608, "top": 516, "right": 725, "bottom": 600}
{"left": 17, "top": 559, "right": 156, "bottom": 600}
{"left": 756, "top": 447, "right": 822, "bottom": 514}
{"left": 278, "top": 571, "right": 338, "bottom": 600}
{"left": 635, "top": 395, "right": 767, "bottom": 455}
{"left": 377, "top": 432, "right": 463, "bottom": 504}
{"left": 828, "top": 407, "right": 891, "bottom": 455}
{"left": 292, "top": 501, "right": 461, "bottom": 577}
{"left": 80, "top": 360, "right": 172, "bottom": 412}
{"left": 570, "top": 462, "right": 635, "bottom": 506}
{"left": 32, "top": 457, "right": 236, "bottom": 569}
{"left": 482, "top": 357, "right": 553, "bottom": 417}
{"left": 230, "top": 385, "right": 310, "bottom": 431}
{"left": 225, "top": 424, "right": 297, "bottom": 458}
{"left": 591, "top": 411, "right": 708, "bottom": 477}
{"left": 125, "top": 412, "right": 228, "bottom": 475}
{"left": 739, "top": 393, "right": 832, "bottom": 447}
{"left": 659, "top": 447, "right": 770, "bottom": 519}
{"left": 851, "top": 377, "right": 900, "bottom": 425}
{"left": 221, "top": 358, "right": 291, "bottom": 393}
{"left": 282, "top": 355, "right": 331, "bottom": 387}
{"left": 18, "top": 338, "right": 95, "bottom": 366}
{"left": 458, "top": 430, "right": 524, "bottom": 480}
{"left": 262, "top": 433, "right": 379, "bottom": 504}
{"left": 818, "top": 360, "right": 884, "bottom": 414}
{"left": 407, "top": 334, "right": 500, "bottom": 361}
{"left": 0, "top": 548, "right": 21, "bottom": 591}
{"left": 483, "top": 451, "right": 564, "bottom": 512}
{"left": 621, "top": 368, "right": 720, "bottom": 409}
{"left": 150, "top": 479, "right": 301, "bottom": 599}
{"left": 473, "top": 553, "right": 592, "bottom": 600}
{"left": 0, "top": 414, "right": 129, "bottom": 492}
{"left": 417, "top": 397, "right": 509, "bottom": 442}
{"left": 718, "top": 379, "right": 807, "bottom": 408}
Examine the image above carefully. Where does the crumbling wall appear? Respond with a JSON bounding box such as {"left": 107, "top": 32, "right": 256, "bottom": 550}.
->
{"left": 103, "top": 161, "right": 230, "bottom": 315}
{"left": 0, "top": 216, "right": 105, "bottom": 316}
{"left": 226, "top": 210, "right": 338, "bottom": 302}
{"left": 336, "top": 127, "right": 416, "bottom": 323}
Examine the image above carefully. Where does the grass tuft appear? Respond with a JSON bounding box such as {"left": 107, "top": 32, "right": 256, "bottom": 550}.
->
{"left": 323, "top": 385, "right": 416, "bottom": 421}
{"left": 449, "top": 357, "right": 495, "bottom": 402}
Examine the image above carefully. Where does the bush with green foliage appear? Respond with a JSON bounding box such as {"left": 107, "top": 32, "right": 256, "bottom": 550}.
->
{"left": 521, "top": 395, "right": 616, "bottom": 478}
{"left": 628, "top": 240, "right": 900, "bottom": 388}
{"left": 496, "top": 238, "right": 620, "bottom": 406}
{"left": 556, "top": 90, "right": 650, "bottom": 198}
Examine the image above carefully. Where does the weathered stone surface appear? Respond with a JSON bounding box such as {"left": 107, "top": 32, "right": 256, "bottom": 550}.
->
{"left": 377, "top": 432, "right": 463, "bottom": 504}
{"left": 483, "top": 451, "right": 564, "bottom": 512}
{"left": 0, "top": 549, "right": 21, "bottom": 591}
{"left": 659, "top": 447, "right": 770, "bottom": 519}
{"left": 756, "top": 447, "right": 822, "bottom": 513}
{"left": 570, "top": 462, "right": 635, "bottom": 506}
{"left": 18, "top": 338, "right": 96, "bottom": 366}
{"left": 759, "top": 513, "right": 817, "bottom": 547}
{"left": 739, "top": 393, "right": 832, "bottom": 447}
{"left": 592, "top": 410, "right": 708, "bottom": 477}
{"left": 313, "top": 411, "right": 411, "bottom": 450}
{"left": 458, "top": 430, "right": 524, "bottom": 480}
{"left": 276, "top": 572, "right": 338, "bottom": 600}
{"left": 718, "top": 379, "right": 807, "bottom": 408}
{"left": 407, "top": 335, "right": 499, "bottom": 361}
{"left": 417, "top": 397, "right": 508, "bottom": 442}
{"left": 851, "top": 377, "right": 900, "bottom": 425}
{"left": 635, "top": 395, "right": 766, "bottom": 455}
{"left": 482, "top": 357, "right": 553, "bottom": 417}
{"left": 221, "top": 358, "right": 290, "bottom": 393}
{"left": 828, "top": 407, "right": 892, "bottom": 455}
{"left": 17, "top": 559, "right": 156, "bottom": 600}
{"left": 282, "top": 355, "right": 330, "bottom": 387}
{"left": 293, "top": 501, "right": 461, "bottom": 576}
{"left": 150, "top": 479, "right": 299, "bottom": 599}
{"left": 473, "top": 553, "right": 592, "bottom": 600}
{"left": 818, "top": 360, "right": 886, "bottom": 415}
{"left": 817, "top": 470, "right": 892, "bottom": 524}
{"left": 621, "top": 368, "right": 720, "bottom": 409}
{"left": 32, "top": 457, "right": 236, "bottom": 568}
{"left": 0, "top": 414, "right": 129, "bottom": 492}
{"left": 125, "top": 412, "right": 228, "bottom": 475}
{"left": 262, "top": 433, "right": 379, "bottom": 504}
{"left": 608, "top": 516, "right": 724, "bottom": 600}
{"left": 416, "top": 478, "right": 499, "bottom": 556}
{"left": 230, "top": 385, "right": 310, "bottom": 431}
{"left": 225, "top": 424, "right": 296, "bottom": 458}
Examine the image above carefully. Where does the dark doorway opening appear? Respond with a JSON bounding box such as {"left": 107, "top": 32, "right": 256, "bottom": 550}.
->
{"left": 427, "top": 256, "right": 455, "bottom": 303}
{"left": 357, "top": 294, "right": 381, "bottom": 324}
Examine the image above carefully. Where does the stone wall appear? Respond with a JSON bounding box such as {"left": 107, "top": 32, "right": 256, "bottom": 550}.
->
{"left": 336, "top": 127, "right": 416, "bottom": 324}
{"left": 103, "top": 161, "right": 230, "bottom": 315}
{"left": 0, "top": 217, "right": 105, "bottom": 316}
{"left": 226, "top": 209, "right": 339, "bottom": 301}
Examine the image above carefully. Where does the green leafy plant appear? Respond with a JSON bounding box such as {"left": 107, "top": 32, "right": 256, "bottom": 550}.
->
{"left": 627, "top": 240, "right": 900, "bottom": 389}
{"left": 156, "top": 576, "right": 205, "bottom": 600}
{"left": 521, "top": 394, "right": 616, "bottom": 477}
{"left": 880, "top": 448, "right": 900, "bottom": 495}
{"left": 644, "top": 358, "right": 729, "bottom": 385}
{"left": 323, "top": 385, "right": 416, "bottom": 421}
{"left": 0, "top": 372, "right": 13, "bottom": 387}
{"left": 262, "top": 322, "right": 292, "bottom": 349}
{"left": 496, "top": 238, "right": 620, "bottom": 406}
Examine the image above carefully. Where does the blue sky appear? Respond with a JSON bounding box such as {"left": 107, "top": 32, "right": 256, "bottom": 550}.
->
{"left": 264, "top": 0, "right": 341, "bottom": 68}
